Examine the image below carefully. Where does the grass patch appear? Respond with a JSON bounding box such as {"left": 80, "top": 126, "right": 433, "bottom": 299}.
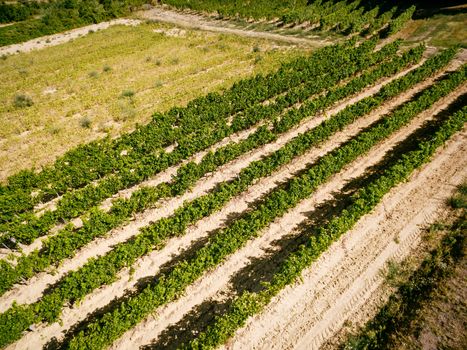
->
{"left": 406, "top": 12, "right": 467, "bottom": 48}
{"left": 449, "top": 182, "right": 467, "bottom": 209}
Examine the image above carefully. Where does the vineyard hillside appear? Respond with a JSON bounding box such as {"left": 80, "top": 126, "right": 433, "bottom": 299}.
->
{"left": 0, "top": 1, "right": 465, "bottom": 350}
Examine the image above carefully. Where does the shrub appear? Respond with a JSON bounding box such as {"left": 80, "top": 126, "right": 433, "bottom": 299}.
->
{"left": 120, "top": 90, "right": 135, "bottom": 98}
{"left": 14, "top": 94, "right": 33, "bottom": 108}
{"left": 80, "top": 117, "right": 92, "bottom": 129}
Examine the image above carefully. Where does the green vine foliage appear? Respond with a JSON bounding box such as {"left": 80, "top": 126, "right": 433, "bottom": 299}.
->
{"left": 65, "top": 63, "right": 467, "bottom": 350}
{"left": 0, "top": 39, "right": 360, "bottom": 224}
{"left": 0, "top": 39, "right": 387, "bottom": 246}
{"left": 161, "top": 0, "right": 411, "bottom": 36}
{"left": 0, "top": 42, "right": 423, "bottom": 301}
{"left": 0, "top": 47, "right": 462, "bottom": 350}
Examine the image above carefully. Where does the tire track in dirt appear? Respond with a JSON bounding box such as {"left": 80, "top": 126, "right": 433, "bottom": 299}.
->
{"left": 138, "top": 7, "right": 323, "bottom": 47}
{"left": 4, "top": 57, "right": 446, "bottom": 350}
{"left": 109, "top": 81, "right": 466, "bottom": 350}
{"left": 294, "top": 132, "right": 466, "bottom": 350}
{"left": 225, "top": 119, "right": 466, "bottom": 350}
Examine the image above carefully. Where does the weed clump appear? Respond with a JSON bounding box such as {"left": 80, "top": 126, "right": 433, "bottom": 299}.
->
{"left": 120, "top": 90, "right": 135, "bottom": 98}
{"left": 14, "top": 94, "right": 33, "bottom": 108}
{"left": 80, "top": 116, "right": 92, "bottom": 129}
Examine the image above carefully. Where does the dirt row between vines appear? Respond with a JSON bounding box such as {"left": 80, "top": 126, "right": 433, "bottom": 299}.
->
{"left": 230, "top": 127, "right": 466, "bottom": 350}
{"left": 110, "top": 82, "right": 467, "bottom": 350}
{"left": 0, "top": 55, "right": 431, "bottom": 312}
{"left": 6, "top": 59, "right": 464, "bottom": 349}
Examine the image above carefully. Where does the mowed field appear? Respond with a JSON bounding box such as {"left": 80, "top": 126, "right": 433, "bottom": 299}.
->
{"left": 0, "top": 22, "right": 301, "bottom": 180}
{"left": 0, "top": 3, "right": 466, "bottom": 350}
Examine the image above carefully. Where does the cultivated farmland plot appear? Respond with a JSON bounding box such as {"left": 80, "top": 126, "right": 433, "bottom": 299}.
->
{"left": 0, "top": 1, "right": 466, "bottom": 349}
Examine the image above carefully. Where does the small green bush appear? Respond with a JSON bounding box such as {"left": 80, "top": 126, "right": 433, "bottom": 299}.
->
{"left": 120, "top": 90, "right": 135, "bottom": 98}
{"left": 14, "top": 94, "right": 33, "bottom": 108}
{"left": 80, "top": 117, "right": 92, "bottom": 129}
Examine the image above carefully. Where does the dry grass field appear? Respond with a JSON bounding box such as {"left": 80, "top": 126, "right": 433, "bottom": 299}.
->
{"left": 0, "top": 22, "right": 301, "bottom": 180}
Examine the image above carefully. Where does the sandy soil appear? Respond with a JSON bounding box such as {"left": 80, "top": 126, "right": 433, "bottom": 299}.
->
{"left": 0, "top": 19, "right": 141, "bottom": 56}
{"left": 223, "top": 122, "right": 466, "bottom": 349}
